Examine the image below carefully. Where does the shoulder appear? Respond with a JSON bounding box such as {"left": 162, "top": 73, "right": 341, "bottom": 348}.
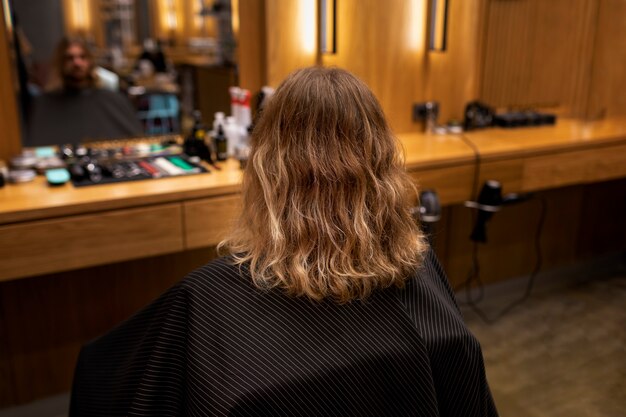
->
{"left": 181, "top": 256, "right": 255, "bottom": 296}
{"left": 410, "top": 248, "right": 460, "bottom": 310}
{"left": 33, "top": 90, "right": 63, "bottom": 105}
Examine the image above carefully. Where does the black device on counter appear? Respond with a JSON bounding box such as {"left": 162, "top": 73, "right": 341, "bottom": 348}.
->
{"left": 463, "top": 101, "right": 495, "bottom": 130}
{"left": 493, "top": 111, "right": 557, "bottom": 128}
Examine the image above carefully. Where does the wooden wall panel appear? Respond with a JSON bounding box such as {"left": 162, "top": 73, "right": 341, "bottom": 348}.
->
{"left": 586, "top": 0, "right": 626, "bottom": 119}
{"left": 576, "top": 178, "right": 626, "bottom": 258}
{"left": 237, "top": 0, "right": 266, "bottom": 92}
{"left": 443, "top": 186, "right": 585, "bottom": 289}
{"left": 0, "top": 204, "right": 185, "bottom": 282}
{"left": 321, "top": 0, "right": 427, "bottom": 133}
{"left": 480, "top": 0, "right": 599, "bottom": 117}
{"left": 265, "top": 0, "right": 318, "bottom": 87}
{"left": 184, "top": 194, "right": 241, "bottom": 248}
{"left": 0, "top": 247, "right": 217, "bottom": 407}
{"left": 0, "top": 4, "right": 22, "bottom": 161}
{"left": 425, "top": 0, "right": 487, "bottom": 123}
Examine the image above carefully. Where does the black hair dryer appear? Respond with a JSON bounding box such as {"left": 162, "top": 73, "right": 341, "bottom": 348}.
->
{"left": 418, "top": 189, "right": 442, "bottom": 245}
{"left": 465, "top": 181, "right": 502, "bottom": 243}
{"left": 465, "top": 180, "right": 532, "bottom": 243}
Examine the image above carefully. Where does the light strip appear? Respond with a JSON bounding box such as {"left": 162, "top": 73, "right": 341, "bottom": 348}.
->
{"left": 319, "top": 0, "right": 336, "bottom": 54}
{"left": 429, "top": 0, "right": 449, "bottom": 51}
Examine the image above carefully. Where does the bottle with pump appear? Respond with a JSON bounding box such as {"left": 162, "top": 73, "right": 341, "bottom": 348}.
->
{"left": 214, "top": 125, "right": 228, "bottom": 161}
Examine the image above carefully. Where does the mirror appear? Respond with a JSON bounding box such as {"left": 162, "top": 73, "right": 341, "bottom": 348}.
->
{"left": 4, "top": 0, "right": 237, "bottom": 148}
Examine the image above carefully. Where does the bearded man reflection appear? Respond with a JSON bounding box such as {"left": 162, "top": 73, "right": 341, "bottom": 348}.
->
{"left": 26, "top": 37, "right": 142, "bottom": 147}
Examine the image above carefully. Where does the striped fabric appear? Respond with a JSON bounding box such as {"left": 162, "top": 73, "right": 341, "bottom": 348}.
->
{"left": 70, "top": 249, "right": 498, "bottom": 416}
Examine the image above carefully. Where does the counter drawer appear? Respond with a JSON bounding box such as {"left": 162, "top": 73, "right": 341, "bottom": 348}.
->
{"left": 590, "top": 144, "right": 626, "bottom": 182}
{"left": 184, "top": 195, "right": 241, "bottom": 249}
{"left": 522, "top": 144, "right": 626, "bottom": 191}
{"left": 409, "top": 164, "right": 475, "bottom": 205}
{"left": 0, "top": 204, "right": 184, "bottom": 282}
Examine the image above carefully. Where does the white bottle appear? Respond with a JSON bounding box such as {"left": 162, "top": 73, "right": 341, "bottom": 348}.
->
{"left": 228, "top": 87, "right": 241, "bottom": 123}
{"left": 239, "top": 89, "right": 252, "bottom": 128}
{"left": 224, "top": 116, "right": 240, "bottom": 157}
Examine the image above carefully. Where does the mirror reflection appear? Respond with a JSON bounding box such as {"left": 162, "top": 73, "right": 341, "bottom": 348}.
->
{"left": 6, "top": 0, "right": 237, "bottom": 147}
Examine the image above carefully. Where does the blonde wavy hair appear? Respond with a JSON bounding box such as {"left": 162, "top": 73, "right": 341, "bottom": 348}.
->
{"left": 219, "top": 67, "right": 427, "bottom": 303}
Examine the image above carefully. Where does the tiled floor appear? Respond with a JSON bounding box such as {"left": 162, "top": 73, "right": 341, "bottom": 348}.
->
{"left": 2, "top": 256, "right": 625, "bottom": 417}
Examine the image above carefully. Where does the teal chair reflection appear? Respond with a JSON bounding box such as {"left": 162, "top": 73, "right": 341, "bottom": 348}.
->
{"left": 138, "top": 94, "right": 180, "bottom": 134}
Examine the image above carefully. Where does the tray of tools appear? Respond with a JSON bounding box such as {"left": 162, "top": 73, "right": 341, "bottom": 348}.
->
{"left": 65, "top": 136, "right": 209, "bottom": 187}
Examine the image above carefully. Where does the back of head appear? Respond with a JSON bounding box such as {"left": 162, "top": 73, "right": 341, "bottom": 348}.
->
{"left": 220, "top": 67, "right": 426, "bottom": 303}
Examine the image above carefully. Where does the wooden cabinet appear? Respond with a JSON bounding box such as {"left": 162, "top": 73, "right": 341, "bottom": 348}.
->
{"left": 184, "top": 195, "right": 241, "bottom": 249}
{"left": 0, "top": 204, "right": 184, "bottom": 282}
{"left": 409, "top": 165, "right": 475, "bottom": 205}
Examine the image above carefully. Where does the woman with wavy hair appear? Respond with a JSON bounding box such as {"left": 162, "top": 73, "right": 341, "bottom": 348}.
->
{"left": 71, "top": 67, "right": 498, "bottom": 417}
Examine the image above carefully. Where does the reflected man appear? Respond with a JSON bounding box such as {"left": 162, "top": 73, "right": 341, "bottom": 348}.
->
{"left": 26, "top": 37, "right": 142, "bottom": 147}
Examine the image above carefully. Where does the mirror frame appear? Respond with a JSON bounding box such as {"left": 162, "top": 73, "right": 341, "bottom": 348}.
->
{"left": 0, "top": 1, "right": 23, "bottom": 161}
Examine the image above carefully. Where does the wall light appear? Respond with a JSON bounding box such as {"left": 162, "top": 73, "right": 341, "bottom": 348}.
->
{"left": 299, "top": 0, "right": 317, "bottom": 56}
{"left": 159, "top": 0, "right": 178, "bottom": 32}
{"left": 2, "top": 0, "right": 12, "bottom": 33}
{"left": 68, "top": 0, "right": 91, "bottom": 32}
{"left": 319, "top": 0, "right": 336, "bottom": 54}
{"left": 407, "top": 0, "right": 426, "bottom": 53}
{"left": 429, "top": 0, "right": 449, "bottom": 51}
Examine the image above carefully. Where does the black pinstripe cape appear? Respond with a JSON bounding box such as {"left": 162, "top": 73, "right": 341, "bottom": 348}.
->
{"left": 70, "top": 250, "right": 498, "bottom": 416}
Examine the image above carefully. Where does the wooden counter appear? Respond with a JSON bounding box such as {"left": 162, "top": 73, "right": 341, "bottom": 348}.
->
{"left": 465, "top": 118, "right": 626, "bottom": 193}
{"left": 2, "top": 119, "right": 626, "bottom": 283}
{"left": 1, "top": 119, "right": 626, "bottom": 407}
{"left": 0, "top": 133, "right": 476, "bottom": 282}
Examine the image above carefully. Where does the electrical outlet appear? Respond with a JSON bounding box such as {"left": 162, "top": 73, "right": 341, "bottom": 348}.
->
{"left": 413, "top": 101, "right": 439, "bottom": 122}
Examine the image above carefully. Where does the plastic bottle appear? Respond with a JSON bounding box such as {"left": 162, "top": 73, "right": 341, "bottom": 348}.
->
{"left": 228, "top": 86, "right": 241, "bottom": 123}
{"left": 224, "top": 116, "right": 240, "bottom": 157}
{"left": 239, "top": 89, "right": 252, "bottom": 128}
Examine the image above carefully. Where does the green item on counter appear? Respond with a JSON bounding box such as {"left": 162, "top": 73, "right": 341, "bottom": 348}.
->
{"left": 168, "top": 156, "right": 195, "bottom": 171}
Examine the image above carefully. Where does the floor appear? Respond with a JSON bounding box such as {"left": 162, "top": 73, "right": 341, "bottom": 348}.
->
{"left": 461, "top": 257, "right": 626, "bottom": 417}
{"left": 1, "top": 255, "right": 625, "bottom": 417}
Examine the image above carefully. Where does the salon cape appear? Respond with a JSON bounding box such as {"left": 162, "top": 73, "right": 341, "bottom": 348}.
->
{"left": 70, "top": 249, "right": 498, "bottom": 416}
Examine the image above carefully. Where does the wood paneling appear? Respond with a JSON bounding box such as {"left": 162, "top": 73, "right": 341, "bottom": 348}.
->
{"left": 480, "top": 0, "right": 599, "bottom": 117}
{"left": 479, "top": 159, "right": 524, "bottom": 194}
{"left": 237, "top": 0, "right": 266, "bottom": 93}
{"left": 576, "top": 178, "right": 626, "bottom": 258}
{"left": 443, "top": 186, "right": 586, "bottom": 289}
{"left": 321, "top": 0, "right": 427, "bottom": 133}
{"left": 425, "top": 0, "right": 487, "bottom": 123}
{"left": 586, "top": 0, "right": 626, "bottom": 119}
{"left": 0, "top": 204, "right": 184, "bottom": 281}
{"left": 265, "top": 0, "right": 318, "bottom": 87}
{"left": 194, "top": 65, "right": 238, "bottom": 125}
{"left": 184, "top": 194, "right": 241, "bottom": 248}
{"left": 0, "top": 246, "right": 216, "bottom": 406}
{"left": 409, "top": 165, "right": 475, "bottom": 205}
{"left": 522, "top": 143, "right": 626, "bottom": 191}
{"left": 0, "top": 4, "right": 22, "bottom": 162}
